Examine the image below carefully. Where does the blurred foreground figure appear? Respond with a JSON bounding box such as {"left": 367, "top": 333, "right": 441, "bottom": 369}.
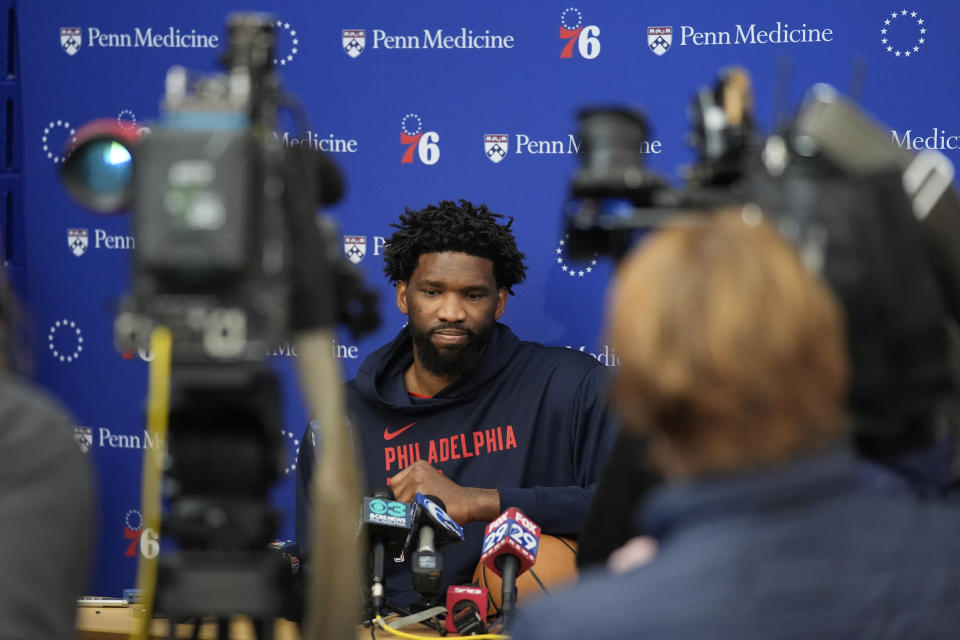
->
{"left": 512, "top": 211, "right": 960, "bottom": 640}
{"left": 0, "top": 277, "right": 94, "bottom": 639}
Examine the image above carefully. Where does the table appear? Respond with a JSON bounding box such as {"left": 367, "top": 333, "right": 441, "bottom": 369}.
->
{"left": 77, "top": 606, "right": 453, "bottom": 639}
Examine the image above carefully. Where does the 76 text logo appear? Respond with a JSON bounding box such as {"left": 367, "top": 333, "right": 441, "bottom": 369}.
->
{"left": 400, "top": 113, "right": 440, "bottom": 165}
{"left": 123, "top": 509, "right": 159, "bottom": 559}
{"left": 559, "top": 8, "right": 600, "bottom": 59}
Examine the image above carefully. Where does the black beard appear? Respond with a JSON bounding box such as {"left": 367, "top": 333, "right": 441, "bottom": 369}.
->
{"left": 409, "top": 322, "right": 493, "bottom": 380}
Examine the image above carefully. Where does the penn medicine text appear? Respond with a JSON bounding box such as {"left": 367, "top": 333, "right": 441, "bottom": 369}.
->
{"left": 514, "top": 134, "right": 661, "bottom": 155}
{"left": 98, "top": 427, "right": 163, "bottom": 450}
{"left": 371, "top": 28, "right": 515, "bottom": 50}
{"left": 273, "top": 131, "right": 359, "bottom": 153}
{"left": 86, "top": 27, "right": 220, "bottom": 48}
{"left": 891, "top": 129, "right": 960, "bottom": 151}
{"left": 94, "top": 229, "right": 134, "bottom": 250}
{"left": 679, "top": 22, "right": 833, "bottom": 46}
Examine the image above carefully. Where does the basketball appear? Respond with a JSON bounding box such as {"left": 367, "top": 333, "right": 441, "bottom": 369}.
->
{"left": 472, "top": 535, "right": 579, "bottom": 615}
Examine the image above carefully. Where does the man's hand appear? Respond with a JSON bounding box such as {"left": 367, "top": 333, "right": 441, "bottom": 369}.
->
{"left": 390, "top": 460, "right": 500, "bottom": 524}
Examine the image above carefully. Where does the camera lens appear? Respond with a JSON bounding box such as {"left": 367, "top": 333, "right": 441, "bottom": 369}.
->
{"left": 77, "top": 139, "right": 133, "bottom": 198}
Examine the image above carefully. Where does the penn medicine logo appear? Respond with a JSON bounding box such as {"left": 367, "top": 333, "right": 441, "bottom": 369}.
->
{"left": 401, "top": 114, "right": 440, "bottom": 165}
{"left": 74, "top": 426, "right": 93, "bottom": 453}
{"left": 68, "top": 228, "right": 88, "bottom": 256}
{"left": 67, "top": 227, "right": 135, "bottom": 256}
{"left": 344, "top": 235, "right": 366, "bottom": 264}
{"left": 343, "top": 29, "right": 365, "bottom": 57}
{"left": 881, "top": 10, "right": 926, "bottom": 58}
{"left": 487, "top": 133, "right": 662, "bottom": 157}
{"left": 342, "top": 27, "right": 514, "bottom": 55}
{"left": 340, "top": 234, "right": 387, "bottom": 263}
{"left": 58, "top": 25, "right": 220, "bottom": 53}
{"left": 559, "top": 8, "right": 601, "bottom": 59}
{"left": 647, "top": 21, "right": 833, "bottom": 54}
{"left": 648, "top": 27, "right": 672, "bottom": 56}
{"left": 485, "top": 134, "right": 508, "bottom": 163}
{"left": 60, "top": 27, "right": 81, "bottom": 55}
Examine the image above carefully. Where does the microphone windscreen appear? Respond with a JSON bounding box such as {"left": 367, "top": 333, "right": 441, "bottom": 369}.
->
{"left": 479, "top": 507, "right": 540, "bottom": 578}
{"left": 423, "top": 494, "right": 446, "bottom": 511}
{"left": 444, "top": 585, "right": 489, "bottom": 634}
{"left": 473, "top": 535, "right": 578, "bottom": 613}
{"left": 362, "top": 494, "right": 412, "bottom": 546}
{"left": 411, "top": 492, "right": 464, "bottom": 545}
{"left": 372, "top": 486, "right": 394, "bottom": 500}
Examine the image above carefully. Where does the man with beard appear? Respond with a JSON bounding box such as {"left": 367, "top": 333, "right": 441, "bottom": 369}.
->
{"left": 296, "top": 199, "right": 617, "bottom": 606}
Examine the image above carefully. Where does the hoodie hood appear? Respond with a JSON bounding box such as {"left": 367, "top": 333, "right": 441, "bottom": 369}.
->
{"left": 353, "top": 322, "right": 520, "bottom": 415}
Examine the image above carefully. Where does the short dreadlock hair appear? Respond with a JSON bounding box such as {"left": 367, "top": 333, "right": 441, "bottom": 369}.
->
{"left": 383, "top": 199, "right": 528, "bottom": 294}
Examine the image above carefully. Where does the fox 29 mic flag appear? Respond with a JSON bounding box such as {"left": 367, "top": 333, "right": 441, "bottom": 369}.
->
{"left": 480, "top": 507, "right": 540, "bottom": 577}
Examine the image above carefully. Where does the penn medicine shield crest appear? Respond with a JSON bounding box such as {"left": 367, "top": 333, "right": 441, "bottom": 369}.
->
{"left": 343, "top": 29, "right": 366, "bottom": 58}
{"left": 648, "top": 26, "right": 672, "bottom": 56}
{"left": 68, "top": 228, "right": 88, "bottom": 256}
{"left": 484, "top": 134, "right": 509, "bottom": 163}
{"left": 61, "top": 27, "right": 82, "bottom": 55}
{"left": 344, "top": 235, "right": 367, "bottom": 264}
{"left": 74, "top": 426, "right": 93, "bottom": 453}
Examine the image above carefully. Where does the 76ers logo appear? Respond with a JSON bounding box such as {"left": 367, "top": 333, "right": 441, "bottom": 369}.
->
{"left": 401, "top": 114, "right": 440, "bottom": 165}
{"left": 560, "top": 8, "right": 601, "bottom": 59}
{"left": 123, "top": 509, "right": 159, "bottom": 559}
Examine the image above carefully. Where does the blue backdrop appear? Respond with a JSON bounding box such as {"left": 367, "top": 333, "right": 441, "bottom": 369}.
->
{"left": 15, "top": 0, "right": 960, "bottom": 597}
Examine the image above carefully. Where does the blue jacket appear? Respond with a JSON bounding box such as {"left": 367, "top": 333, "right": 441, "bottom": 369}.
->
{"left": 512, "top": 448, "right": 960, "bottom": 639}
{"left": 297, "top": 323, "right": 617, "bottom": 604}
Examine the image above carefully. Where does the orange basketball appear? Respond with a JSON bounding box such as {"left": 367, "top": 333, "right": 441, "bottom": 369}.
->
{"left": 471, "top": 535, "right": 579, "bottom": 615}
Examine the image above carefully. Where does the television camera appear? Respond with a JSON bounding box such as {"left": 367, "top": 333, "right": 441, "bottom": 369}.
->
{"left": 565, "top": 66, "right": 960, "bottom": 466}
{"left": 60, "top": 13, "right": 376, "bottom": 640}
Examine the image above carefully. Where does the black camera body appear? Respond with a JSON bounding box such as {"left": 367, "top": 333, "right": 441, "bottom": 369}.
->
{"left": 120, "top": 15, "right": 291, "bottom": 365}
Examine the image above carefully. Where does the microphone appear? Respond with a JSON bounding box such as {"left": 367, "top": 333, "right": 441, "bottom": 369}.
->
{"left": 408, "top": 493, "right": 465, "bottom": 600}
{"left": 361, "top": 487, "right": 413, "bottom": 615}
{"left": 480, "top": 507, "right": 540, "bottom": 622}
{"left": 444, "top": 585, "right": 488, "bottom": 635}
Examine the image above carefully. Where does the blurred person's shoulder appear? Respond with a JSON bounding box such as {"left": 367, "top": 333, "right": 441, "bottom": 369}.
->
{"left": 0, "top": 372, "right": 77, "bottom": 462}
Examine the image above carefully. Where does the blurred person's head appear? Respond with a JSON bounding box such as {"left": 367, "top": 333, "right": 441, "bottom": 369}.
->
{"left": 607, "top": 210, "right": 849, "bottom": 478}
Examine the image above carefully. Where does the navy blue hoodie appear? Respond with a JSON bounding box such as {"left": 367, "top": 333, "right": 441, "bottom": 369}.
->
{"left": 296, "top": 323, "right": 617, "bottom": 605}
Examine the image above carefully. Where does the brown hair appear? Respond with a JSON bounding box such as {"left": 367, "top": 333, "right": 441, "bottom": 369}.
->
{"left": 607, "top": 210, "right": 849, "bottom": 477}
